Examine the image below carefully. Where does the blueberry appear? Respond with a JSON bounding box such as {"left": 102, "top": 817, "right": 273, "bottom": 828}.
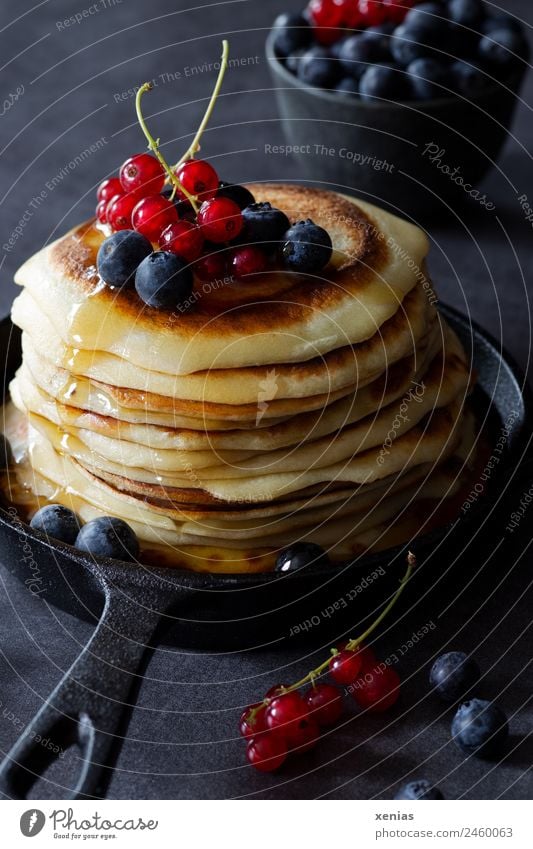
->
{"left": 135, "top": 251, "right": 194, "bottom": 309}
{"left": 272, "top": 12, "right": 312, "bottom": 57}
{"left": 30, "top": 504, "right": 81, "bottom": 545}
{"left": 452, "top": 60, "right": 491, "bottom": 96}
{"left": 478, "top": 28, "right": 529, "bottom": 67}
{"left": 0, "top": 433, "right": 13, "bottom": 470}
{"left": 75, "top": 516, "right": 140, "bottom": 562}
{"left": 335, "top": 77, "right": 360, "bottom": 95}
{"left": 448, "top": 0, "right": 484, "bottom": 28}
{"left": 298, "top": 46, "right": 340, "bottom": 88}
{"left": 363, "top": 24, "right": 395, "bottom": 62}
{"left": 242, "top": 202, "right": 290, "bottom": 245}
{"left": 338, "top": 35, "right": 377, "bottom": 79}
{"left": 281, "top": 219, "right": 332, "bottom": 273}
{"left": 96, "top": 230, "right": 153, "bottom": 288}
{"left": 482, "top": 14, "right": 523, "bottom": 36}
{"left": 451, "top": 698, "right": 509, "bottom": 759}
{"left": 217, "top": 181, "right": 256, "bottom": 210}
{"left": 275, "top": 542, "right": 329, "bottom": 573}
{"left": 284, "top": 50, "right": 305, "bottom": 75}
{"left": 405, "top": 2, "right": 446, "bottom": 27}
{"left": 429, "top": 651, "right": 480, "bottom": 702}
{"left": 359, "top": 64, "right": 408, "bottom": 101}
{"left": 391, "top": 24, "right": 436, "bottom": 66}
{"left": 394, "top": 779, "right": 444, "bottom": 800}
{"left": 407, "top": 58, "right": 452, "bottom": 99}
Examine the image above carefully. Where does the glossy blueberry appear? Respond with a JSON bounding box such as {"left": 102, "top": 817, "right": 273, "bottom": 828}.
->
{"left": 272, "top": 12, "right": 312, "bottom": 57}
{"left": 281, "top": 219, "right": 332, "bottom": 273}
{"left": 405, "top": 2, "right": 446, "bottom": 27}
{"left": 298, "top": 46, "right": 340, "bottom": 88}
{"left": 451, "top": 699, "right": 509, "bottom": 758}
{"left": 275, "top": 542, "right": 329, "bottom": 573}
{"left": 0, "top": 433, "right": 13, "bottom": 470}
{"left": 338, "top": 35, "right": 377, "bottom": 79}
{"left": 30, "top": 504, "right": 81, "bottom": 545}
{"left": 335, "top": 77, "right": 360, "bottom": 95}
{"left": 96, "top": 230, "right": 153, "bottom": 288}
{"left": 452, "top": 60, "right": 491, "bottom": 96}
{"left": 284, "top": 50, "right": 305, "bottom": 75}
{"left": 359, "top": 64, "right": 408, "bottom": 101}
{"left": 448, "top": 0, "right": 484, "bottom": 28}
{"left": 478, "top": 28, "right": 529, "bottom": 67}
{"left": 135, "top": 251, "right": 194, "bottom": 309}
{"left": 407, "top": 58, "right": 452, "bottom": 100}
{"left": 482, "top": 14, "right": 522, "bottom": 35}
{"left": 217, "top": 181, "right": 255, "bottom": 210}
{"left": 394, "top": 779, "right": 444, "bottom": 800}
{"left": 391, "top": 24, "right": 436, "bottom": 66}
{"left": 363, "top": 24, "right": 395, "bottom": 62}
{"left": 160, "top": 186, "right": 195, "bottom": 220}
{"left": 75, "top": 516, "right": 140, "bottom": 562}
{"left": 242, "top": 202, "right": 290, "bottom": 244}
{"left": 429, "top": 651, "right": 480, "bottom": 702}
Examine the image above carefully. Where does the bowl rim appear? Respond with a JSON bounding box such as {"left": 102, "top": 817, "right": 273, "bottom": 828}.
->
{"left": 265, "top": 28, "right": 523, "bottom": 111}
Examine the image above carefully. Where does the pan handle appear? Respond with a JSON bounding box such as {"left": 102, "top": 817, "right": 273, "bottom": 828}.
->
{"left": 0, "top": 575, "right": 169, "bottom": 800}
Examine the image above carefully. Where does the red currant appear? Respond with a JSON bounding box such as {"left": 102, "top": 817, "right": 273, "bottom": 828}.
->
{"left": 106, "top": 193, "right": 138, "bottom": 231}
{"left": 265, "top": 684, "right": 288, "bottom": 699}
{"left": 97, "top": 177, "right": 122, "bottom": 203}
{"left": 239, "top": 704, "right": 268, "bottom": 739}
{"left": 96, "top": 199, "right": 108, "bottom": 224}
{"left": 175, "top": 159, "right": 219, "bottom": 199}
{"left": 194, "top": 250, "right": 228, "bottom": 281}
{"left": 160, "top": 220, "right": 204, "bottom": 262}
{"left": 358, "top": 0, "right": 387, "bottom": 26}
{"left": 246, "top": 735, "right": 287, "bottom": 772}
{"left": 265, "top": 691, "right": 309, "bottom": 743}
{"left": 132, "top": 194, "right": 178, "bottom": 242}
{"left": 382, "top": 0, "right": 414, "bottom": 23}
{"left": 337, "top": 642, "right": 376, "bottom": 671}
{"left": 288, "top": 717, "right": 320, "bottom": 754}
{"left": 308, "top": 0, "right": 345, "bottom": 45}
{"left": 230, "top": 245, "right": 268, "bottom": 279}
{"left": 351, "top": 665, "right": 400, "bottom": 712}
{"left": 197, "top": 197, "right": 243, "bottom": 243}
{"left": 305, "top": 683, "right": 343, "bottom": 726}
{"left": 329, "top": 649, "right": 364, "bottom": 685}
{"left": 341, "top": 0, "right": 365, "bottom": 27}
{"left": 119, "top": 153, "right": 165, "bottom": 197}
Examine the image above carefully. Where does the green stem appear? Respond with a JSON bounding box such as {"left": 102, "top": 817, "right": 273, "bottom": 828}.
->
{"left": 175, "top": 39, "right": 230, "bottom": 167}
{"left": 275, "top": 552, "right": 416, "bottom": 697}
{"left": 135, "top": 82, "right": 199, "bottom": 212}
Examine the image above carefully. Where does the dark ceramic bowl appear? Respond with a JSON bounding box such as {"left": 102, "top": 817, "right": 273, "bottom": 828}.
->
{"left": 266, "top": 31, "right": 525, "bottom": 217}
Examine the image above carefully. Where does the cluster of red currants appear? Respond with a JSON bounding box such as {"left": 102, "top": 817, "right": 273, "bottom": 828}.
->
{"left": 308, "top": 0, "right": 415, "bottom": 44}
{"left": 95, "top": 154, "right": 260, "bottom": 281}
{"left": 240, "top": 641, "right": 400, "bottom": 772}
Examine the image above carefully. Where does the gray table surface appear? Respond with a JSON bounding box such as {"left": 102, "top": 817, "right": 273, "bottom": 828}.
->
{"left": 0, "top": 0, "right": 532, "bottom": 799}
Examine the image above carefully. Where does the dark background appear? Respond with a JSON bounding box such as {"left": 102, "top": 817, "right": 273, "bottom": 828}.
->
{"left": 0, "top": 0, "right": 532, "bottom": 799}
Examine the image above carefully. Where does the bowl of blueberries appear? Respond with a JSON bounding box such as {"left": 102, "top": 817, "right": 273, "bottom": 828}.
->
{"left": 266, "top": 0, "right": 529, "bottom": 216}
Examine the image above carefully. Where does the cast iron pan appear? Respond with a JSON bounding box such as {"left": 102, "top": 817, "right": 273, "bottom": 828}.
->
{"left": 0, "top": 306, "right": 531, "bottom": 800}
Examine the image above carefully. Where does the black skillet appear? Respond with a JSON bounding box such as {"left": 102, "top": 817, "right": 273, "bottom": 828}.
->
{"left": 0, "top": 305, "right": 531, "bottom": 800}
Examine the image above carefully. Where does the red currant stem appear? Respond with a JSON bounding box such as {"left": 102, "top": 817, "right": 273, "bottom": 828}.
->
{"left": 274, "top": 552, "right": 416, "bottom": 696}
{"left": 135, "top": 82, "right": 199, "bottom": 212}
{"left": 174, "top": 39, "right": 230, "bottom": 167}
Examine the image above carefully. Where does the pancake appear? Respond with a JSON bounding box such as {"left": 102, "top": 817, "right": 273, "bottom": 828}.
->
{"left": 13, "top": 186, "right": 429, "bottom": 374}
{"left": 2, "top": 182, "right": 476, "bottom": 572}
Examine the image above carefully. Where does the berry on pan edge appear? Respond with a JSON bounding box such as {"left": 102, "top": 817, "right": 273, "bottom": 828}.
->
{"left": 75, "top": 516, "right": 140, "bottom": 562}
{"left": 96, "top": 230, "right": 153, "bottom": 288}
{"left": 30, "top": 504, "right": 82, "bottom": 545}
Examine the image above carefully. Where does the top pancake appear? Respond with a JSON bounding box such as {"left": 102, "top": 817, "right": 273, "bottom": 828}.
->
{"left": 14, "top": 184, "right": 430, "bottom": 374}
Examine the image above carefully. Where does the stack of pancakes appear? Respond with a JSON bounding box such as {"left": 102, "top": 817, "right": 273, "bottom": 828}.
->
{"left": 3, "top": 184, "right": 475, "bottom": 572}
